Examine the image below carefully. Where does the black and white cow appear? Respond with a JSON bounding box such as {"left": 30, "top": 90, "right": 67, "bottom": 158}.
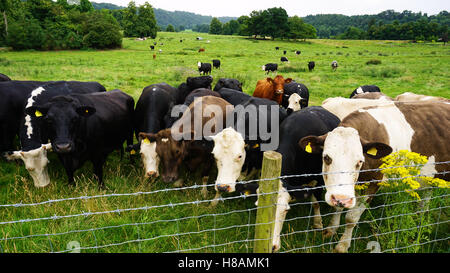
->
{"left": 262, "top": 63, "right": 278, "bottom": 74}
{"left": 282, "top": 81, "right": 310, "bottom": 113}
{"left": 5, "top": 81, "right": 106, "bottom": 187}
{"left": 280, "top": 57, "right": 289, "bottom": 63}
{"left": 272, "top": 106, "right": 340, "bottom": 252}
{"left": 25, "top": 90, "right": 134, "bottom": 187}
{"left": 0, "top": 73, "right": 11, "bottom": 81}
{"left": 331, "top": 60, "right": 338, "bottom": 71}
{"left": 212, "top": 59, "right": 221, "bottom": 69}
{"left": 213, "top": 78, "right": 243, "bottom": 92}
{"left": 299, "top": 101, "right": 450, "bottom": 253}
{"left": 349, "top": 85, "right": 381, "bottom": 98}
{"left": 198, "top": 62, "right": 212, "bottom": 75}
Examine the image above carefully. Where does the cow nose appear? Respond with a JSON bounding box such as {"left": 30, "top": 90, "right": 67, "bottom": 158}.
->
{"left": 146, "top": 171, "right": 158, "bottom": 178}
{"left": 217, "top": 184, "right": 231, "bottom": 193}
{"left": 55, "top": 143, "right": 71, "bottom": 153}
{"left": 330, "top": 194, "right": 354, "bottom": 208}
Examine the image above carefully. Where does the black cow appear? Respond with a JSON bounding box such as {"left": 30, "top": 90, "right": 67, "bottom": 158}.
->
{"left": 273, "top": 106, "right": 340, "bottom": 251}
{"left": 295, "top": 50, "right": 301, "bottom": 55}
{"left": 262, "top": 63, "right": 278, "bottom": 74}
{"left": 183, "top": 88, "right": 221, "bottom": 106}
{"left": 308, "top": 61, "right": 315, "bottom": 71}
{"left": 198, "top": 62, "right": 212, "bottom": 75}
{"left": 349, "top": 85, "right": 381, "bottom": 98}
{"left": 0, "top": 73, "right": 11, "bottom": 81}
{"left": 5, "top": 81, "right": 106, "bottom": 187}
{"left": 177, "top": 76, "right": 214, "bottom": 102}
{"left": 282, "top": 81, "right": 310, "bottom": 112}
{"left": 280, "top": 57, "right": 289, "bottom": 63}
{"left": 212, "top": 59, "right": 221, "bottom": 69}
{"left": 216, "top": 88, "right": 252, "bottom": 106}
{"left": 213, "top": 78, "right": 243, "bottom": 92}
{"left": 283, "top": 50, "right": 287, "bottom": 55}
{"left": 331, "top": 60, "right": 338, "bottom": 71}
{"left": 0, "top": 81, "right": 105, "bottom": 153}
{"left": 25, "top": 90, "right": 134, "bottom": 187}
{"left": 150, "top": 45, "right": 155, "bottom": 50}
{"left": 275, "top": 47, "right": 280, "bottom": 50}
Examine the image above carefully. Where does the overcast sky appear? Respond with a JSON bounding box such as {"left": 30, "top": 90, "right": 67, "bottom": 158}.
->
{"left": 94, "top": 0, "right": 449, "bottom": 17}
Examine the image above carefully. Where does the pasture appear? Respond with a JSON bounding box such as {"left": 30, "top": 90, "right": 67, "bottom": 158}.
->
{"left": 0, "top": 32, "right": 449, "bottom": 253}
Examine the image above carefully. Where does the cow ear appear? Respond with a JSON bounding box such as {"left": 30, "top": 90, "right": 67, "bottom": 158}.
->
{"left": 25, "top": 106, "right": 48, "bottom": 118}
{"left": 76, "top": 106, "right": 96, "bottom": 117}
{"left": 298, "top": 135, "right": 327, "bottom": 154}
{"left": 285, "top": 78, "right": 293, "bottom": 83}
{"left": 266, "top": 78, "right": 274, "bottom": 83}
{"left": 361, "top": 141, "right": 392, "bottom": 159}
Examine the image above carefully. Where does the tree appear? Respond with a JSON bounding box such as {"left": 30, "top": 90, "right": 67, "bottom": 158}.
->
{"left": 82, "top": 10, "right": 122, "bottom": 49}
{"left": 122, "top": 1, "right": 138, "bottom": 37}
{"left": 166, "top": 24, "right": 174, "bottom": 32}
{"left": 78, "top": 0, "right": 94, "bottom": 13}
{"left": 261, "top": 7, "right": 289, "bottom": 39}
{"left": 136, "top": 2, "right": 157, "bottom": 38}
{"left": 287, "top": 16, "right": 317, "bottom": 40}
{"left": 209, "top": 17, "right": 222, "bottom": 34}
{"left": 0, "top": 0, "right": 10, "bottom": 38}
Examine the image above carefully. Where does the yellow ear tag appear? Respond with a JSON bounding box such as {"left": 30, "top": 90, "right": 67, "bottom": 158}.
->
{"left": 35, "top": 110, "right": 43, "bottom": 117}
{"left": 305, "top": 142, "right": 312, "bottom": 153}
{"left": 130, "top": 149, "right": 136, "bottom": 155}
{"left": 367, "top": 147, "right": 377, "bottom": 156}
{"left": 252, "top": 143, "right": 259, "bottom": 149}
{"left": 143, "top": 138, "right": 150, "bottom": 144}
{"left": 85, "top": 109, "right": 89, "bottom": 114}
{"left": 244, "top": 190, "right": 251, "bottom": 196}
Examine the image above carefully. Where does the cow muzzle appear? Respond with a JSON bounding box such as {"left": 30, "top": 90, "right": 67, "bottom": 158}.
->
{"left": 216, "top": 184, "right": 231, "bottom": 193}
{"left": 330, "top": 194, "right": 354, "bottom": 208}
{"left": 54, "top": 143, "right": 72, "bottom": 153}
{"left": 275, "top": 90, "right": 283, "bottom": 95}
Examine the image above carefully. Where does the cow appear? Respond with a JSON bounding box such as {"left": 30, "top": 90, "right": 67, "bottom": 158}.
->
{"left": 252, "top": 75, "right": 293, "bottom": 105}
{"left": 24, "top": 90, "right": 134, "bottom": 188}
{"left": 183, "top": 88, "right": 221, "bottom": 107}
{"left": 198, "top": 62, "right": 212, "bottom": 75}
{"left": 299, "top": 101, "right": 450, "bottom": 253}
{"left": 295, "top": 50, "right": 301, "bottom": 55}
{"left": 198, "top": 48, "right": 205, "bottom": 52}
{"left": 212, "top": 59, "right": 221, "bottom": 69}
{"left": 395, "top": 92, "right": 449, "bottom": 102}
{"left": 216, "top": 88, "right": 252, "bottom": 106}
{"left": 280, "top": 57, "right": 289, "bottom": 63}
{"left": 150, "top": 45, "right": 155, "bottom": 50}
{"left": 262, "top": 63, "right": 278, "bottom": 74}
{"left": 0, "top": 73, "right": 11, "bottom": 81}
{"left": 275, "top": 47, "right": 280, "bottom": 50}
{"left": 321, "top": 97, "right": 394, "bottom": 120}
{"left": 331, "top": 60, "right": 338, "bottom": 71}
{"left": 308, "top": 61, "right": 315, "bottom": 72}
{"left": 349, "top": 85, "right": 381, "bottom": 98}
{"left": 272, "top": 106, "right": 340, "bottom": 252}
{"left": 0, "top": 81, "right": 105, "bottom": 153}
{"left": 283, "top": 50, "right": 287, "bottom": 55}
{"left": 130, "top": 83, "right": 188, "bottom": 178}
{"left": 352, "top": 92, "right": 393, "bottom": 100}
{"left": 4, "top": 81, "right": 106, "bottom": 187}
{"left": 153, "top": 54, "right": 156, "bottom": 60}
{"left": 210, "top": 96, "right": 288, "bottom": 205}
{"left": 282, "top": 81, "right": 309, "bottom": 112}
{"left": 213, "top": 78, "right": 243, "bottom": 92}
{"left": 139, "top": 96, "right": 234, "bottom": 197}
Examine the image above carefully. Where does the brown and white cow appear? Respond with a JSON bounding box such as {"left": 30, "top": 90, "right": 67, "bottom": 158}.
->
{"left": 140, "top": 96, "right": 234, "bottom": 197}
{"left": 253, "top": 75, "right": 292, "bottom": 105}
{"left": 395, "top": 92, "right": 449, "bottom": 103}
{"left": 321, "top": 97, "right": 394, "bottom": 120}
{"left": 299, "top": 101, "right": 450, "bottom": 253}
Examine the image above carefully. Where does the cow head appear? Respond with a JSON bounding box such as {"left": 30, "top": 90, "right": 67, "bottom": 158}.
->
{"left": 141, "top": 129, "right": 190, "bottom": 183}
{"left": 268, "top": 76, "right": 292, "bottom": 101}
{"left": 5, "top": 144, "right": 52, "bottom": 187}
{"left": 299, "top": 127, "right": 392, "bottom": 209}
{"left": 287, "top": 93, "right": 302, "bottom": 114}
{"left": 137, "top": 133, "right": 160, "bottom": 179}
{"left": 25, "top": 96, "right": 96, "bottom": 154}
{"left": 210, "top": 128, "right": 246, "bottom": 193}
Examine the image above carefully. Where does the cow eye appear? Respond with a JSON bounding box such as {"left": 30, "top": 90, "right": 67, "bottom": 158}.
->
{"left": 356, "top": 160, "right": 364, "bottom": 168}
{"left": 323, "top": 155, "right": 332, "bottom": 165}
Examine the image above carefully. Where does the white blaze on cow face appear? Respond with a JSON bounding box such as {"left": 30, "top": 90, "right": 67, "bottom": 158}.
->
{"left": 140, "top": 139, "right": 160, "bottom": 178}
{"left": 287, "top": 93, "right": 302, "bottom": 112}
{"left": 25, "top": 87, "right": 45, "bottom": 138}
{"left": 356, "top": 87, "right": 363, "bottom": 94}
{"left": 6, "top": 144, "right": 52, "bottom": 188}
{"left": 322, "top": 127, "right": 363, "bottom": 209}
{"left": 211, "top": 128, "right": 246, "bottom": 193}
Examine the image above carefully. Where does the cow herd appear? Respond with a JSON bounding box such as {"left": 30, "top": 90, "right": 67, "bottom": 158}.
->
{"left": 1, "top": 66, "right": 448, "bottom": 254}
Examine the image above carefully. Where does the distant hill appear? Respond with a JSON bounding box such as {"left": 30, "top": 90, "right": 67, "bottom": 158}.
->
{"left": 91, "top": 2, "right": 236, "bottom": 29}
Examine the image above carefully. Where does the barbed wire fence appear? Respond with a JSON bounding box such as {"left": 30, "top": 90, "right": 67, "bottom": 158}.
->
{"left": 0, "top": 154, "right": 448, "bottom": 253}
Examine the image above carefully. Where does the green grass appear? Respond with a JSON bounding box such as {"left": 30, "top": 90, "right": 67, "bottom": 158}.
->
{"left": 0, "top": 32, "right": 449, "bottom": 253}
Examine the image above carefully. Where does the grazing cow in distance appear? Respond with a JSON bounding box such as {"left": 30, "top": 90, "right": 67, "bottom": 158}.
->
{"left": 331, "top": 60, "right": 338, "bottom": 71}
{"left": 275, "top": 47, "right": 280, "bottom": 50}
{"left": 262, "top": 63, "right": 278, "bottom": 74}
{"left": 253, "top": 75, "right": 292, "bottom": 105}
{"left": 5, "top": 81, "right": 106, "bottom": 188}
{"left": 308, "top": 61, "right": 315, "bottom": 71}
{"left": 295, "top": 50, "right": 301, "bottom": 55}
{"left": 280, "top": 57, "right": 289, "bottom": 63}
{"left": 150, "top": 45, "right": 154, "bottom": 50}
{"left": 153, "top": 54, "right": 156, "bottom": 59}
{"left": 283, "top": 50, "right": 287, "bottom": 55}
{"left": 272, "top": 106, "right": 340, "bottom": 252}
{"left": 198, "top": 48, "right": 205, "bottom": 53}
{"left": 213, "top": 78, "right": 243, "bottom": 92}
{"left": 212, "top": 59, "right": 221, "bottom": 69}
{"left": 198, "top": 62, "right": 212, "bottom": 75}
{"left": 349, "top": 85, "right": 381, "bottom": 98}
{"left": 25, "top": 90, "right": 134, "bottom": 188}
{"left": 0, "top": 73, "right": 11, "bottom": 81}
{"left": 282, "top": 81, "right": 309, "bottom": 112}
{"left": 299, "top": 101, "right": 450, "bottom": 253}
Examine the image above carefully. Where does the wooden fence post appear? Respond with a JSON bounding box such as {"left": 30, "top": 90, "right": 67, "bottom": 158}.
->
{"left": 254, "top": 151, "right": 282, "bottom": 253}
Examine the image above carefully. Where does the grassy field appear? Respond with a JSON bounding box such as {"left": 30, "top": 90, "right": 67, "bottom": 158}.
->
{"left": 0, "top": 32, "right": 449, "bottom": 253}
